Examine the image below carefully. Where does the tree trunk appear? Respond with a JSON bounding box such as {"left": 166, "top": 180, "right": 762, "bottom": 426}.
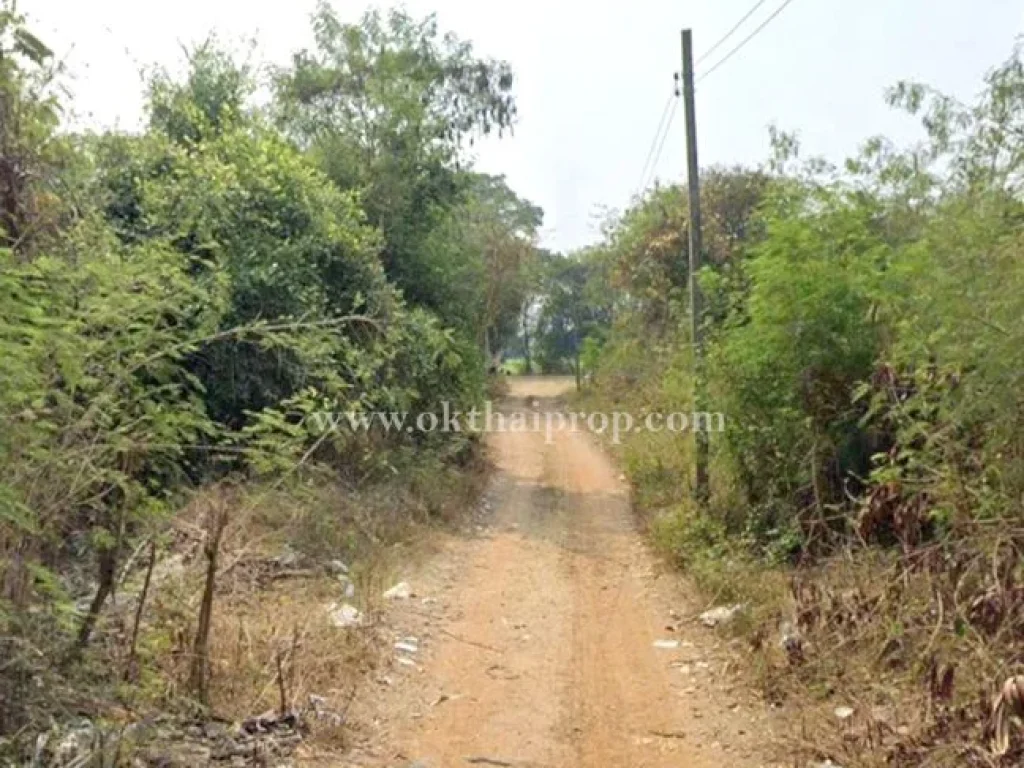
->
{"left": 522, "top": 303, "right": 531, "bottom": 375}
{"left": 72, "top": 546, "right": 117, "bottom": 654}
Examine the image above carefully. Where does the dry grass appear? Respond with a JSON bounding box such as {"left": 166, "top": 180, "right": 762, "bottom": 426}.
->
{"left": 688, "top": 527, "right": 1024, "bottom": 768}
{"left": 0, "top": 446, "right": 487, "bottom": 763}
{"left": 95, "top": 451, "right": 489, "bottom": 760}
{"left": 204, "top": 579, "right": 381, "bottom": 750}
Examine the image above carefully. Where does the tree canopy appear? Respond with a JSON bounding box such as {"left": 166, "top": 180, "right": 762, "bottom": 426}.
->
{"left": 0, "top": 3, "right": 542, "bottom": 739}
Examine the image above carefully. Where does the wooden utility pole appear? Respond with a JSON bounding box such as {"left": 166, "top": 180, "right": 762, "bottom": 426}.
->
{"left": 681, "top": 29, "right": 709, "bottom": 502}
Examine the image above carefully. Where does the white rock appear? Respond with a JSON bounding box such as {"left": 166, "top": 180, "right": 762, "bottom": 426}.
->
{"left": 394, "top": 638, "right": 419, "bottom": 654}
{"left": 342, "top": 580, "right": 356, "bottom": 598}
{"left": 327, "top": 603, "right": 363, "bottom": 628}
{"left": 699, "top": 604, "right": 744, "bottom": 627}
{"left": 384, "top": 581, "right": 412, "bottom": 600}
{"left": 834, "top": 706, "right": 855, "bottom": 720}
{"left": 653, "top": 639, "right": 680, "bottom": 650}
{"left": 275, "top": 549, "right": 299, "bottom": 568}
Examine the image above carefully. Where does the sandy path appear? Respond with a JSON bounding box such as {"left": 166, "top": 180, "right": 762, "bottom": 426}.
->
{"left": 340, "top": 377, "right": 776, "bottom": 768}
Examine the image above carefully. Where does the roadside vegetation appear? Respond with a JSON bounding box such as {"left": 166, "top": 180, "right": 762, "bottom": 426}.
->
{"left": 0, "top": 3, "right": 539, "bottom": 762}
{"left": 564, "top": 45, "right": 1024, "bottom": 768}
{"left": 8, "top": 0, "right": 1024, "bottom": 764}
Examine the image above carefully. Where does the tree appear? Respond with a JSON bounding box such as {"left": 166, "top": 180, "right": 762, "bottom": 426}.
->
{"left": 0, "top": 7, "right": 64, "bottom": 258}
{"left": 425, "top": 174, "right": 542, "bottom": 359}
{"left": 535, "top": 251, "right": 612, "bottom": 384}
{"left": 273, "top": 4, "right": 517, "bottom": 318}
{"left": 602, "top": 168, "right": 773, "bottom": 334}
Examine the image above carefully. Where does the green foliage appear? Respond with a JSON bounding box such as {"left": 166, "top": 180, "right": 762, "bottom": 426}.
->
{"left": 868, "top": 53, "right": 1024, "bottom": 531}
{"left": 0, "top": 3, "right": 539, "bottom": 740}
{"left": 274, "top": 3, "right": 518, "bottom": 321}
{"left": 147, "top": 40, "right": 252, "bottom": 145}
{"left": 420, "top": 173, "right": 543, "bottom": 352}
{"left": 0, "top": 7, "right": 69, "bottom": 257}
{"left": 534, "top": 250, "right": 612, "bottom": 374}
{"left": 0, "top": 219, "right": 223, "bottom": 726}
{"left": 709, "top": 183, "right": 887, "bottom": 540}
{"left": 584, "top": 44, "right": 1024, "bottom": 561}
{"left": 602, "top": 169, "right": 772, "bottom": 332}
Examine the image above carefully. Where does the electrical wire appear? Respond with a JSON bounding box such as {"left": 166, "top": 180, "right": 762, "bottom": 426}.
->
{"left": 643, "top": 106, "right": 678, "bottom": 190}
{"left": 694, "top": 0, "right": 771, "bottom": 67}
{"left": 635, "top": 94, "right": 676, "bottom": 197}
{"left": 697, "top": 0, "right": 799, "bottom": 84}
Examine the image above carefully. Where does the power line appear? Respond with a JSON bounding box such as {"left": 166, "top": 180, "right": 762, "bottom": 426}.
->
{"left": 694, "top": 0, "right": 771, "bottom": 67}
{"left": 635, "top": 94, "right": 676, "bottom": 197}
{"left": 697, "top": 0, "right": 799, "bottom": 84}
{"left": 643, "top": 106, "right": 678, "bottom": 190}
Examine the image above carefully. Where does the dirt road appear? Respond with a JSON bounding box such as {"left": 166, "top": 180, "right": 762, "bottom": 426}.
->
{"left": 342, "top": 377, "right": 775, "bottom": 767}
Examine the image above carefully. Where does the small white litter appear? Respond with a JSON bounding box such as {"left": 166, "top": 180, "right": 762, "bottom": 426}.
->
{"left": 394, "top": 638, "right": 419, "bottom": 654}
{"left": 699, "top": 604, "right": 744, "bottom": 627}
{"left": 327, "top": 559, "right": 349, "bottom": 575}
{"left": 384, "top": 581, "right": 412, "bottom": 600}
{"left": 834, "top": 706, "right": 855, "bottom": 720}
{"left": 326, "top": 603, "right": 363, "bottom": 628}
{"left": 653, "top": 639, "right": 681, "bottom": 650}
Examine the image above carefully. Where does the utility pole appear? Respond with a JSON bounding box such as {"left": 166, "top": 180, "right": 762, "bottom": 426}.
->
{"left": 681, "top": 28, "right": 709, "bottom": 503}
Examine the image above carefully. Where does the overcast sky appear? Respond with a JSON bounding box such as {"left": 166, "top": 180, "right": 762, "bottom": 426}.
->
{"left": 29, "top": 0, "right": 1024, "bottom": 252}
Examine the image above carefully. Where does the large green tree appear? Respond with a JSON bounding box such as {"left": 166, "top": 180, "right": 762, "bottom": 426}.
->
{"left": 274, "top": 3, "right": 517, "bottom": 320}
{"left": 534, "top": 250, "right": 613, "bottom": 382}
{"left": 422, "top": 173, "right": 543, "bottom": 359}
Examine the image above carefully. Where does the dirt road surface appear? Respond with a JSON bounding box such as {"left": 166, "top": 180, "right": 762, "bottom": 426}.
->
{"left": 339, "top": 377, "right": 777, "bottom": 768}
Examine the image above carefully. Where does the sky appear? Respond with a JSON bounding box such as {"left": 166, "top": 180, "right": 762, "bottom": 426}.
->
{"left": 29, "top": 0, "right": 1024, "bottom": 252}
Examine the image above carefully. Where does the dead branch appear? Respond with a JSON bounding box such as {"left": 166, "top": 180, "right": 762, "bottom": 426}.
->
{"left": 124, "top": 540, "right": 158, "bottom": 681}
{"left": 188, "top": 499, "right": 229, "bottom": 705}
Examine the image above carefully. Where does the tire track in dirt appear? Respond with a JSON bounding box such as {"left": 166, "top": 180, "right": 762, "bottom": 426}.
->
{"left": 338, "top": 377, "right": 778, "bottom": 768}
